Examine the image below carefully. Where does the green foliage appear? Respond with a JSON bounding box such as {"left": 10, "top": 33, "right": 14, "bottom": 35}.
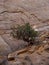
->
{"left": 11, "top": 23, "right": 38, "bottom": 44}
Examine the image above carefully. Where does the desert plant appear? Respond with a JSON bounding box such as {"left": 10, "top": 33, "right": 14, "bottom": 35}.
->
{"left": 11, "top": 23, "right": 38, "bottom": 45}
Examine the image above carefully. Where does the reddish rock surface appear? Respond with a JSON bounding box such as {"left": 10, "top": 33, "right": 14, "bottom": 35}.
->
{"left": 0, "top": 0, "right": 49, "bottom": 65}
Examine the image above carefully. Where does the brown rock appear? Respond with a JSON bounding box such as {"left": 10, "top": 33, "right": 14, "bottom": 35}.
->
{"left": 2, "top": 34, "right": 28, "bottom": 51}
{"left": 0, "top": 36, "right": 12, "bottom": 56}
{"left": 0, "top": 56, "right": 7, "bottom": 64}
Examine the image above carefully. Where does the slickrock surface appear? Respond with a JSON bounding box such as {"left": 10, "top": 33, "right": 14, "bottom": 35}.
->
{"left": 0, "top": 0, "right": 49, "bottom": 33}
{"left": 0, "top": 0, "right": 49, "bottom": 65}
{"left": 2, "top": 34, "right": 28, "bottom": 51}
{"left": 0, "top": 36, "right": 11, "bottom": 56}
{"left": 7, "top": 44, "right": 49, "bottom": 65}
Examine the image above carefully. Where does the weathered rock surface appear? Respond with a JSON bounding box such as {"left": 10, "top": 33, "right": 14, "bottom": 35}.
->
{"left": 0, "top": 0, "right": 49, "bottom": 33}
{"left": 0, "top": 0, "right": 49, "bottom": 65}
{"left": 6, "top": 44, "right": 49, "bottom": 65}
{"left": 0, "top": 36, "right": 11, "bottom": 56}
{"left": 2, "top": 34, "right": 28, "bottom": 51}
{"left": 0, "top": 56, "right": 7, "bottom": 65}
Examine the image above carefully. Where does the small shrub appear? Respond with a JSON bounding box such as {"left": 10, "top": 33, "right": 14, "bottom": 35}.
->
{"left": 11, "top": 23, "right": 38, "bottom": 45}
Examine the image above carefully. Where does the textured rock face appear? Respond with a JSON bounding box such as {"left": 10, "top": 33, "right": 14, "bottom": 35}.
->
{"left": 7, "top": 44, "right": 49, "bottom": 65}
{"left": 4, "top": 0, "right": 49, "bottom": 20}
{"left": 0, "top": 36, "right": 11, "bottom": 56}
{"left": 0, "top": 56, "right": 7, "bottom": 65}
{"left": 0, "top": 0, "right": 49, "bottom": 65}
{"left": 2, "top": 34, "right": 28, "bottom": 51}
{"left": 0, "top": 0, "right": 49, "bottom": 33}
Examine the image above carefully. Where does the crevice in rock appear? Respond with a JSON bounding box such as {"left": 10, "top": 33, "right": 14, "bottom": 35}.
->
{"left": 42, "top": 19, "right": 49, "bottom": 23}
{"left": 0, "top": 10, "right": 26, "bottom": 15}
{"left": 31, "top": 13, "right": 42, "bottom": 22}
